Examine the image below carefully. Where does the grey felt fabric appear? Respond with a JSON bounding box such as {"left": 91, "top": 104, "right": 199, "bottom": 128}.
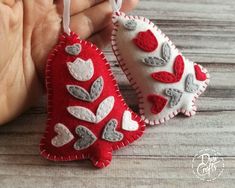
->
{"left": 65, "top": 43, "right": 81, "bottom": 56}
{"left": 90, "top": 76, "right": 104, "bottom": 101}
{"left": 185, "top": 74, "right": 199, "bottom": 93}
{"left": 67, "top": 85, "right": 91, "bottom": 101}
{"left": 124, "top": 19, "right": 137, "bottom": 30}
{"left": 66, "top": 76, "right": 104, "bottom": 102}
{"left": 162, "top": 42, "right": 171, "bottom": 62}
{"left": 142, "top": 56, "right": 167, "bottom": 67}
{"left": 102, "top": 119, "right": 123, "bottom": 142}
{"left": 141, "top": 42, "right": 171, "bottom": 67}
{"left": 74, "top": 126, "right": 97, "bottom": 150}
{"left": 165, "top": 88, "right": 183, "bottom": 108}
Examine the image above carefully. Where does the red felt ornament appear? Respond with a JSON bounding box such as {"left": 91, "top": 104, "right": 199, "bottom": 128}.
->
{"left": 40, "top": 0, "right": 145, "bottom": 168}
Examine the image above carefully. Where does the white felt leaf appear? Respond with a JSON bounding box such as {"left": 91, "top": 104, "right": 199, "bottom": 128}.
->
{"left": 96, "top": 96, "right": 115, "bottom": 123}
{"left": 67, "top": 58, "right": 94, "bottom": 81}
{"left": 122, "top": 111, "right": 139, "bottom": 131}
{"left": 67, "top": 96, "right": 115, "bottom": 123}
{"left": 67, "top": 106, "right": 96, "bottom": 123}
{"left": 51, "top": 123, "right": 74, "bottom": 147}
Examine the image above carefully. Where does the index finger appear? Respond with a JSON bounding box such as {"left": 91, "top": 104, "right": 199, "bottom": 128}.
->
{"left": 55, "top": 0, "right": 105, "bottom": 16}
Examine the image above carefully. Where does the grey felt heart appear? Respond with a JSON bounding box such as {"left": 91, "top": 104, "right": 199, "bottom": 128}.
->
{"left": 165, "top": 88, "right": 183, "bottom": 108}
{"left": 102, "top": 119, "right": 123, "bottom": 142}
{"left": 143, "top": 56, "right": 167, "bottom": 67}
{"left": 74, "top": 126, "right": 97, "bottom": 150}
{"left": 124, "top": 19, "right": 137, "bottom": 30}
{"left": 65, "top": 43, "right": 81, "bottom": 56}
{"left": 67, "top": 76, "right": 104, "bottom": 102}
{"left": 162, "top": 42, "right": 171, "bottom": 62}
{"left": 185, "top": 74, "right": 199, "bottom": 93}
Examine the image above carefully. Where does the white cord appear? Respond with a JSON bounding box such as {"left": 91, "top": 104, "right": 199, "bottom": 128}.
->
{"left": 63, "top": 0, "right": 71, "bottom": 35}
{"left": 109, "top": 0, "right": 123, "bottom": 12}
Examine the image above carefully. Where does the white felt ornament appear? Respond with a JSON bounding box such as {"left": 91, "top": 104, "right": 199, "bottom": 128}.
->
{"left": 110, "top": 2, "right": 210, "bottom": 125}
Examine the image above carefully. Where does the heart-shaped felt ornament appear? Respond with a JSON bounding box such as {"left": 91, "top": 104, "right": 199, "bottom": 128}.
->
{"left": 40, "top": 32, "right": 145, "bottom": 168}
{"left": 111, "top": 12, "right": 210, "bottom": 125}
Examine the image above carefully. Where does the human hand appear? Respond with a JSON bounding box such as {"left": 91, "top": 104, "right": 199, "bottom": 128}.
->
{"left": 0, "top": 0, "right": 138, "bottom": 125}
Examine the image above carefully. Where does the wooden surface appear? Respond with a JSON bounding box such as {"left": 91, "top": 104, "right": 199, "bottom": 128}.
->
{"left": 1, "top": 0, "right": 235, "bottom": 187}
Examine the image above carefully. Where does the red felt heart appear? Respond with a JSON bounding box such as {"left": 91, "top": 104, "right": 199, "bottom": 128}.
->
{"left": 40, "top": 32, "right": 145, "bottom": 168}
{"left": 147, "top": 94, "right": 168, "bottom": 114}
{"left": 133, "top": 29, "right": 158, "bottom": 52}
{"left": 151, "top": 55, "right": 184, "bottom": 83}
{"left": 194, "top": 65, "right": 207, "bottom": 81}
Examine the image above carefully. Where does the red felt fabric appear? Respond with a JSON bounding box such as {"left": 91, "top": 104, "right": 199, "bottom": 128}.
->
{"left": 40, "top": 32, "right": 145, "bottom": 168}
{"left": 151, "top": 55, "right": 184, "bottom": 83}
{"left": 133, "top": 29, "right": 158, "bottom": 52}
{"left": 194, "top": 65, "right": 207, "bottom": 81}
{"left": 147, "top": 94, "right": 168, "bottom": 114}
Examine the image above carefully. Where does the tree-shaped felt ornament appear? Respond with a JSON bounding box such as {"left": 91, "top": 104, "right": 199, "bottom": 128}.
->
{"left": 40, "top": 0, "right": 145, "bottom": 168}
{"left": 110, "top": 0, "right": 210, "bottom": 125}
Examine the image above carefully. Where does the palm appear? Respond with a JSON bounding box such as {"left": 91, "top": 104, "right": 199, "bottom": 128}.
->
{"left": 0, "top": 0, "right": 138, "bottom": 125}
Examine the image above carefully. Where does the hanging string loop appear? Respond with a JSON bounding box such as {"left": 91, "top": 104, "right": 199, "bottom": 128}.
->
{"left": 109, "top": 0, "right": 123, "bottom": 12}
{"left": 63, "top": 0, "right": 71, "bottom": 35}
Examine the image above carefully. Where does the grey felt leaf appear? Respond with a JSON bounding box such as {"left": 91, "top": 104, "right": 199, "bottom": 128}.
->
{"left": 102, "top": 119, "right": 123, "bottom": 142}
{"left": 142, "top": 56, "right": 167, "bottom": 67}
{"left": 162, "top": 42, "right": 171, "bottom": 62}
{"left": 74, "top": 126, "right": 97, "bottom": 150}
{"left": 90, "top": 76, "right": 104, "bottom": 101}
{"left": 165, "top": 88, "right": 183, "bottom": 108}
{"left": 66, "top": 85, "right": 91, "bottom": 102}
{"left": 66, "top": 76, "right": 104, "bottom": 102}
{"left": 124, "top": 19, "right": 137, "bottom": 30}
{"left": 65, "top": 44, "right": 81, "bottom": 56}
{"left": 185, "top": 74, "right": 199, "bottom": 93}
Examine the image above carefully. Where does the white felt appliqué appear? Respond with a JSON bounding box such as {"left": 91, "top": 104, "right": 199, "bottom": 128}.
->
{"left": 96, "top": 96, "right": 115, "bottom": 123}
{"left": 111, "top": 12, "right": 210, "bottom": 125}
{"left": 67, "top": 58, "right": 94, "bottom": 81}
{"left": 51, "top": 123, "right": 74, "bottom": 147}
{"left": 66, "top": 76, "right": 104, "bottom": 102}
{"left": 74, "top": 126, "right": 97, "bottom": 150}
{"left": 67, "top": 96, "right": 115, "bottom": 123}
{"left": 122, "top": 111, "right": 139, "bottom": 131}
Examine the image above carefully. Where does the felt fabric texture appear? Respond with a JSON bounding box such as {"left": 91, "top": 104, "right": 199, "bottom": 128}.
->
{"left": 111, "top": 12, "right": 210, "bottom": 125}
{"left": 40, "top": 32, "right": 145, "bottom": 168}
